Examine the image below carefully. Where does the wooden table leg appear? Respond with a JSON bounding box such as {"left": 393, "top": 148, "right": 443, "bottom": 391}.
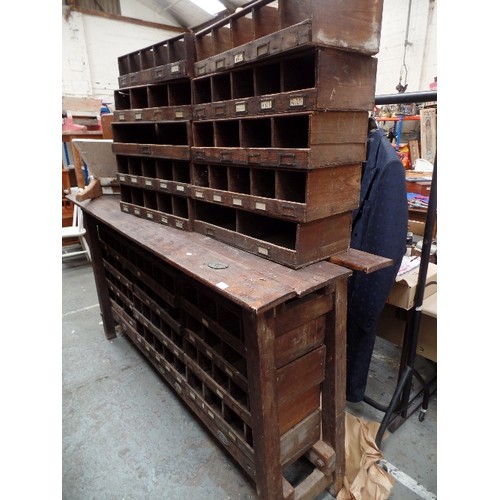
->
{"left": 322, "top": 277, "right": 348, "bottom": 495}
{"left": 85, "top": 215, "right": 117, "bottom": 340}
{"left": 245, "top": 309, "right": 284, "bottom": 499}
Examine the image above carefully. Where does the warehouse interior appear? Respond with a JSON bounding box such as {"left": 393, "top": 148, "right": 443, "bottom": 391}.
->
{"left": 5, "top": 1, "right": 497, "bottom": 499}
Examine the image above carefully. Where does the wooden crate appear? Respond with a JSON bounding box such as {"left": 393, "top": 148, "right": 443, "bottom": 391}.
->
{"left": 118, "top": 32, "right": 195, "bottom": 88}
{"left": 192, "top": 47, "right": 377, "bottom": 117}
{"left": 191, "top": 111, "right": 368, "bottom": 168}
{"left": 194, "top": 0, "right": 384, "bottom": 63}
{"left": 192, "top": 200, "right": 352, "bottom": 269}
{"left": 78, "top": 194, "right": 350, "bottom": 499}
{"left": 189, "top": 162, "right": 361, "bottom": 223}
{"left": 114, "top": 80, "right": 192, "bottom": 115}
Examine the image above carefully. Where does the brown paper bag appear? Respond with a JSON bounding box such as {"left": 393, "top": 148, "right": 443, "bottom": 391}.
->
{"left": 336, "top": 412, "right": 395, "bottom": 500}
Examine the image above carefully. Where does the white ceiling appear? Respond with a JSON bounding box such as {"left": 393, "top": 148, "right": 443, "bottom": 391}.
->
{"left": 135, "top": 0, "right": 251, "bottom": 29}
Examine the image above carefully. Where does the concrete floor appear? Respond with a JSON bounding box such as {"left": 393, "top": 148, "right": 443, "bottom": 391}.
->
{"left": 62, "top": 254, "right": 437, "bottom": 500}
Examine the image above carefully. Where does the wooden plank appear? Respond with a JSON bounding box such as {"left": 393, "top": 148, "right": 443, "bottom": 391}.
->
{"left": 276, "top": 346, "right": 325, "bottom": 406}
{"left": 321, "top": 278, "right": 348, "bottom": 495}
{"left": 306, "top": 440, "right": 336, "bottom": 475}
{"left": 274, "top": 317, "right": 325, "bottom": 368}
{"left": 293, "top": 468, "right": 332, "bottom": 500}
{"left": 84, "top": 213, "right": 118, "bottom": 339}
{"left": 245, "top": 309, "right": 283, "bottom": 498}
{"left": 329, "top": 248, "right": 393, "bottom": 273}
{"left": 253, "top": 4, "right": 279, "bottom": 39}
{"left": 279, "top": 409, "right": 321, "bottom": 468}
{"left": 275, "top": 292, "right": 331, "bottom": 336}
{"left": 277, "top": 385, "right": 319, "bottom": 435}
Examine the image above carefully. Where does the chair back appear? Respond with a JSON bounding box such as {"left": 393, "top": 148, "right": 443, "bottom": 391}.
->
{"left": 71, "top": 204, "right": 85, "bottom": 233}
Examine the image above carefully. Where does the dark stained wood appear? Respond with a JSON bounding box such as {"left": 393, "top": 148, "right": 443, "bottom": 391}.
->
{"left": 77, "top": 194, "right": 351, "bottom": 498}
{"left": 244, "top": 309, "right": 283, "bottom": 498}
{"left": 84, "top": 213, "right": 118, "bottom": 340}
{"left": 231, "top": 15, "right": 254, "bottom": 47}
{"left": 276, "top": 346, "right": 325, "bottom": 406}
{"left": 322, "top": 278, "right": 348, "bottom": 495}
{"left": 72, "top": 195, "right": 349, "bottom": 312}
{"left": 253, "top": 4, "right": 279, "bottom": 38}
{"left": 213, "top": 25, "right": 233, "bottom": 55}
{"left": 306, "top": 440, "right": 336, "bottom": 475}
{"left": 193, "top": 209, "right": 352, "bottom": 269}
{"left": 279, "top": 409, "right": 321, "bottom": 468}
{"left": 329, "top": 247, "right": 394, "bottom": 273}
{"left": 277, "top": 385, "right": 319, "bottom": 435}
{"left": 186, "top": 163, "right": 360, "bottom": 224}
{"left": 114, "top": 105, "right": 193, "bottom": 122}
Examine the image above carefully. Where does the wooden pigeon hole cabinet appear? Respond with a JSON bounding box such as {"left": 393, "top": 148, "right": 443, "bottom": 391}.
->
{"left": 80, "top": 195, "right": 351, "bottom": 499}
{"left": 91, "top": 0, "right": 385, "bottom": 497}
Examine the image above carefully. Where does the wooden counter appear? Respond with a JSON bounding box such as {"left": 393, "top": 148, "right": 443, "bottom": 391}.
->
{"left": 74, "top": 194, "right": 351, "bottom": 498}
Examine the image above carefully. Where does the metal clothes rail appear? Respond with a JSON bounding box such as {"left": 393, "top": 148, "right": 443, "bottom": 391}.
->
{"left": 365, "top": 90, "right": 437, "bottom": 447}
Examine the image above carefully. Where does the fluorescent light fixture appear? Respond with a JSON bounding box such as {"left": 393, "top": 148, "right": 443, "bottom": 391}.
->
{"left": 190, "top": 0, "right": 226, "bottom": 15}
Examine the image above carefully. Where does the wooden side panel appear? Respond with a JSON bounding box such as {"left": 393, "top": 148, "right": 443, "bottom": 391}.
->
{"left": 310, "top": 0, "right": 384, "bottom": 55}
{"left": 85, "top": 215, "right": 118, "bottom": 339}
{"left": 276, "top": 346, "right": 325, "bottom": 406}
{"left": 245, "top": 309, "right": 284, "bottom": 499}
{"left": 279, "top": 409, "right": 321, "bottom": 468}
{"left": 296, "top": 212, "right": 352, "bottom": 262}
{"left": 232, "top": 15, "right": 254, "bottom": 48}
{"left": 278, "top": 385, "right": 319, "bottom": 435}
{"left": 273, "top": 290, "right": 332, "bottom": 370}
{"left": 316, "top": 49, "right": 377, "bottom": 110}
{"left": 253, "top": 5, "right": 279, "bottom": 39}
{"left": 322, "top": 278, "right": 348, "bottom": 495}
{"left": 274, "top": 317, "right": 324, "bottom": 368}
{"left": 196, "top": 33, "right": 214, "bottom": 61}
{"left": 310, "top": 111, "right": 368, "bottom": 145}
{"left": 213, "top": 26, "right": 232, "bottom": 55}
{"left": 305, "top": 165, "right": 361, "bottom": 220}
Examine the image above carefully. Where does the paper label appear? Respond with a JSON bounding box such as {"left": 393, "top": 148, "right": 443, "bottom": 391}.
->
{"left": 260, "top": 99, "right": 273, "bottom": 110}
{"left": 235, "top": 102, "right": 246, "bottom": 113}
{"left": 290, "top": 96, "right": 304, "bottom": 107}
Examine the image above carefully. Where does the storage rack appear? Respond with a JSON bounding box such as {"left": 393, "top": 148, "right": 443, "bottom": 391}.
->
{"left": 77, "top": 194, "right": 352, "bottom": 499}
{"left": 113, "top": 31, "right": 196, "bottom": 232}
{"left": 112, "top": 0, "right": 383, "bottom": 269}
{"left": 105, "top": 0, "right": 385, "bottom": 496}
{"left": 187, "top": 0, "right": 382, "bottom": 268}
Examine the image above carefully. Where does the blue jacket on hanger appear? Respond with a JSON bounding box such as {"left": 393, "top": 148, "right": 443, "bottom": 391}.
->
{"left": 346, "top": 127, "right": 408, "bottom": 402}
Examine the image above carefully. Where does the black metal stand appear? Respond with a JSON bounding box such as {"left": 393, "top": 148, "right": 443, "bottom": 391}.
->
{"left": 364, "top": 91, "right": 437, "bottom": 447}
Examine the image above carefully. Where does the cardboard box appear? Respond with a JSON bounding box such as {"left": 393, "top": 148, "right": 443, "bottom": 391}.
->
{"left": 376, "top": 295, "right": 437, "bottom": 362}
{"left": 386, "top": 262, "right": 437, "bottom": 310}
{"left": 408, "top": 219, "right": 426, "bottom": 236}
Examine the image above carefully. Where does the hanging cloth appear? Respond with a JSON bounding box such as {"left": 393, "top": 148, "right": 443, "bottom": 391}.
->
{"left": 346, "top": 128, "right": 408, "bottom": 402}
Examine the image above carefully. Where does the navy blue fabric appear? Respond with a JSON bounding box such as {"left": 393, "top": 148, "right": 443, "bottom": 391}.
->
{"left": 346, "top": 128, "right": 408, "bottom": 402}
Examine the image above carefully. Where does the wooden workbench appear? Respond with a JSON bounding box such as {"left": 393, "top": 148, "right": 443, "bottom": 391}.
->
{"left": 74, "top": 194, "right": 352, "bottom": 499}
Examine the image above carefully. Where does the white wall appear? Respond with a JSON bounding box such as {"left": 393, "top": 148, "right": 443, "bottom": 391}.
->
{"left": 62, "top": 4, "right": 182, "bottom": 106}
{"left": 376, "top": 0, "right": 437, "bottom": 95}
